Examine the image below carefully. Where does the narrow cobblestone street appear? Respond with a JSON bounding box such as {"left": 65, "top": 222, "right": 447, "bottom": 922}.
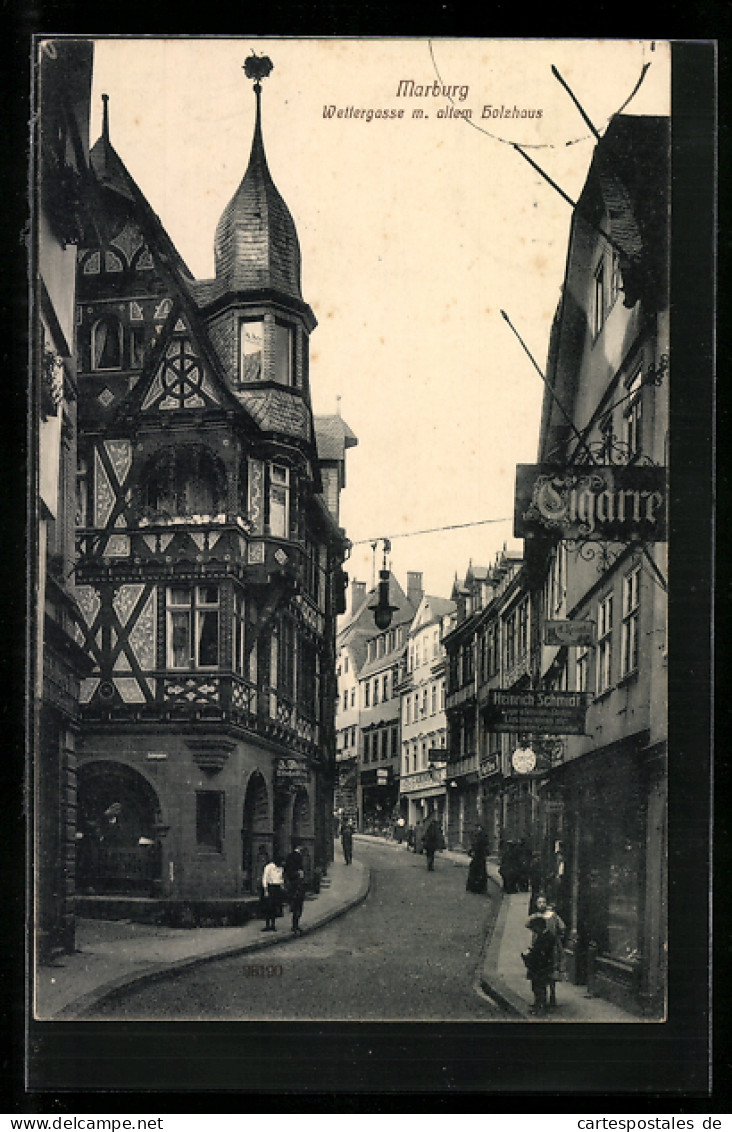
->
{"left": 88, "top": 840, "right": 504, "bottom": 1021}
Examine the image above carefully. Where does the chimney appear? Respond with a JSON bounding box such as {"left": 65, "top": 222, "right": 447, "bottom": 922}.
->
{"left": 407, "top": 571, "right": 423, "bottom": 609}
{"left": 351, "top": 580, "right": 367, "bottom": 613}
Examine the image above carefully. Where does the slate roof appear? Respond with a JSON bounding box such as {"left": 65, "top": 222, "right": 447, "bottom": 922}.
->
{"left": 212, "top": 87, "right": 302, "bottom": 303}
{"left": 315, "top": 415, "right": 359, "bottom": 462}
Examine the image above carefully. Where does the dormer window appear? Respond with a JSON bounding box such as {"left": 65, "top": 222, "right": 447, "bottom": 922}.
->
{"left": 240, "top": 320, "right": 264, "bottom": 382}
{"left": 239, "top": 318, "right": 296, "bottom": 386}
{"left": 273, "top": 320, "right": 294, "bottom": 386}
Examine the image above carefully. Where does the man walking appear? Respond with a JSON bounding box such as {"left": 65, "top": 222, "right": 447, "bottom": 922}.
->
{"left": 422, "top": 818, "right": 441, "bottom": 871}
{"left": 341, "top": 820, "right": 353, "bottom": 865}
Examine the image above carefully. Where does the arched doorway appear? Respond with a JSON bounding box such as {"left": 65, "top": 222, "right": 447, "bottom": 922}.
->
{"left": 77, "top": 762, "right": 162, "bottom": 895}
{"left": 241, "top": 771, "right": 270, "bottom": 895}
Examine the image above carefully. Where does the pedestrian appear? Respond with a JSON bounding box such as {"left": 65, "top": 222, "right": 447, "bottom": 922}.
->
{"left": 422, "top": 818, "right": 442, "bottom": 871}
{"left": 341, "top": 820, "right": 353, "bottom": 865}
{"left": 499, "top": 841, "right": 518, "bottom": 893}
{"left": 521, "top": 913, "right": 556, "bottom": 1015}
{"left": 261, "top": 852, "right": 284, "bottom": 932}
{"left": 528, "top": 851, "right": 545, "bottom": 914}
{"left": 284, "top": 843, "right": 306, "bottom": 935}
{"left": 531, "top": 894, "right": 566, "bottom": 1008}
{"left": 466, "top": 824, "right": 489, "bottom": 894}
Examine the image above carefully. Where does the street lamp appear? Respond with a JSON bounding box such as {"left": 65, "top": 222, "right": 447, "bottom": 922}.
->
{"left": 368, "top": 538, "right": 399, "bottom": 631}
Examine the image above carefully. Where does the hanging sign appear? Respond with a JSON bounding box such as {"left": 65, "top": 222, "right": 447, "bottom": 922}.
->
{"left": 514, "top": 464, "right": 667, "bottom": 542}
{"left": 484, "top": 689, "right": 590, "bottom": 735}
{"left": 544, "top": 620, "right": 596, "bottom": 647}
{"left": 275, "top": 757, "right": 309, "bottom": 787}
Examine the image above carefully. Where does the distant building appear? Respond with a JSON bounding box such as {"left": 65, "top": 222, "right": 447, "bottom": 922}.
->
{"left": 398, "top": 593, "right": 455, "bottom": 831}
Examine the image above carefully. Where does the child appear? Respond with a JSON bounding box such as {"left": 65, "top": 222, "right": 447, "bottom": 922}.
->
{"left": 522, "top": 914, "right": 556, "bottom": 1015}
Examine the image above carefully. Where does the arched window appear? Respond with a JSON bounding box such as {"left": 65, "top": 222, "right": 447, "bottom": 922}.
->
{"left": 92, "top": 316, "right": 123, "bottom": 370}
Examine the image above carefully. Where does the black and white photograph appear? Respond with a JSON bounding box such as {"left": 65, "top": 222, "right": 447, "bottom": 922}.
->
{"left": 26, "top": 34, "right": 715, "bottom": 1096}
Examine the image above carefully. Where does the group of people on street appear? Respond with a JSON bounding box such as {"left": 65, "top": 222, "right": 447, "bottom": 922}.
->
{"left": 261, "top": 844, "right": 307, "bottom": 935}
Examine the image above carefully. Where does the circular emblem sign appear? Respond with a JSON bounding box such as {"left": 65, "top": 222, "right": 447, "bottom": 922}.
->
{"left": 511, "top": 747, "right": 536, "bottom": 774}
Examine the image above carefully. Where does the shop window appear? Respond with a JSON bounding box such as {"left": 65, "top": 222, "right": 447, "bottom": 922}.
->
{"left": 621, "top": 566, "right": 641, "bottom": 677}
{"left": 167, "top": 585, "right": 219, "bottom": 670}
{"left": 597, "top": 593, "right": 614, "bottom": 694}
{"left": 196, "top": 791, "right": 224, "bottom": 852}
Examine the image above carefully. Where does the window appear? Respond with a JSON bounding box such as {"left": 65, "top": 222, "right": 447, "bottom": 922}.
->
{"left": 75, "top": 457, "right": 88, "bottom": 527}
{"left": 344, "top": 655, "right": 349, "bottom": 674}
{"left": 273, "top": 320, "right": 294, "bottom": 386}
{"left": 350, "top": 688, "right": 355, "bottom": 708}
{"left": 363, "top": 733, "right": 370, "bottom": 763}
{"left": 593, "top": 260, "right": 605, "bottom": 337}
{"left": 624, "top": 368, "right": 643, "bottom": 459}
{"left": 431, "top": 684, "right": 438, "bottom": 715}
{"left": 167, "top": 586, "right": 219, "bottom": 669}
{"left": 421, "top": 689, "right": 428, "bottom": 717}
{"left": 391, "top": 727, "right": 398, "bottom": 758}
{"left": 517, "top": 598, "right": 529, "bottom": 659}
{"left": 373, "top": 679, "right": 380, "bottom": 706}
{"left": 364, "top": 683, "right": 370, "bottom": 708}
{"left": 621, "top": 567, "right": 641, "bottom": 677}
{"left": 240, "top": 320, "right": 264, "bottom": 382}
{"left": 268, "top": 464, "right": 290, "bottom": 538}
{"left": 381, "top": 730, "right": 388, "bottom": 761}
{"left": 92, "top": 316, "right": 122, "bottom": 370}
{"left": 382, "top": 672, "right": 389, "bottom": 701}
{"left": 597, "top": 593, "right": 614, "bottom": 694}
{"left": 233, "top": 590, "right": 247, "bottom": 676}
{"left": 609, "top": 250, "right": 622, "bottom": 307}
{"left": 576, "top": 645, "right": 590, "bottom": 693}
{"left": 343, "top": 689, "right": 348, "bottom": 712}
{"left": 196, "top": 791, "right": 224, "bottom": 852}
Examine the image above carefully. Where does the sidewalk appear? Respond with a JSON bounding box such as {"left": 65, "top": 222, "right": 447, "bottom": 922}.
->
{"left": 34, "top": 856, "right": 370, "bottom": 1021}
{"left": 480, "top": 859, "right": 644, "bottom": 1023}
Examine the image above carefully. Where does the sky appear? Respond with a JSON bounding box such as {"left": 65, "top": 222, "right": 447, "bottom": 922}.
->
{"left": 89, "top": 37, "right": 670, "bottom": 603}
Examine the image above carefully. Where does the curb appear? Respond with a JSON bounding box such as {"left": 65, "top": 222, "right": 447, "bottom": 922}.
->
{"left": 53, "top": 863, "right": 372, "bottom": 1020}
{"left": 478, "top": 891, "right": 529, "bottom": 1018}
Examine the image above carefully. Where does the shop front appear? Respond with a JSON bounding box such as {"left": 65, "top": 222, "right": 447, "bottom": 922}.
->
{"left": 548, "top": 734, "right": 664, "bottom": 1017}
{"left": 359, "top": 765, "right": 399, "bottom": 835}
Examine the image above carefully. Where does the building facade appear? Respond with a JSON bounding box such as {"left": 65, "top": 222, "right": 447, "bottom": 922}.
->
{"left": 34, "top": 39, "right": 95, "bottom": 960}
{"left": 69, "top": 63, "right": 353, "bottom": 914}
{"left": 398, "top": 593, "right": 455, "bottom": 831}
{"left": 516, "top": 114, "right": 669, "bottom": 1016}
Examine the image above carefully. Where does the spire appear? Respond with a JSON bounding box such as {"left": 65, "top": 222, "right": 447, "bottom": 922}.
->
{"left": 101, "top": 92, "right": 110, "bottom": 140}
{"left": 213, "top": 54, "right": 302, "bottom": 300}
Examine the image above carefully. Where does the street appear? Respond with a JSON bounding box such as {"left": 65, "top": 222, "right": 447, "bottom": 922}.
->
{"left": 88, "top": 839, "right": 506, "bottom": 1021}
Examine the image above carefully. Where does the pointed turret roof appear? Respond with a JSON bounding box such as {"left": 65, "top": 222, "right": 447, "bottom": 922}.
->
{"left": 213, "top": 65, "right": 302, "bottom": 302}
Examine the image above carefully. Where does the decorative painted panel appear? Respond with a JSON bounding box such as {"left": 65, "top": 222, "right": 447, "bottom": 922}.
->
{"left": 128, "top": 590, "right": 156, "bottom": 670}
{"left": 247, "top": 459, "right": 264, "bottom": 534}
{"left": 105, "top": 439, "right": 132, "bottom": 486}
{"left": 111, "top": 222, "right": 144, "bottom": 265}
{"left": 104, "top": 534, "right": 130, "bottom": 557}
{"left": 79, "top": 677, "right": 100, "bottom": 703}
{"left": 112, "top": 583, "right": 145, "bottom": 627}
{"left": 113, "top": 677, "right": 147, "bottom": 704}
{"left": 75, "top": 584, "right": 101, "bottom": 629}
{"left": 94, "top": 449, "right": 115, "bottom": 527}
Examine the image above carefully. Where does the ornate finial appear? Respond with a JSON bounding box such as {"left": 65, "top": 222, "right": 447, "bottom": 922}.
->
{"left": 244, "top": 52, "right": 274, "bottom": 90}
